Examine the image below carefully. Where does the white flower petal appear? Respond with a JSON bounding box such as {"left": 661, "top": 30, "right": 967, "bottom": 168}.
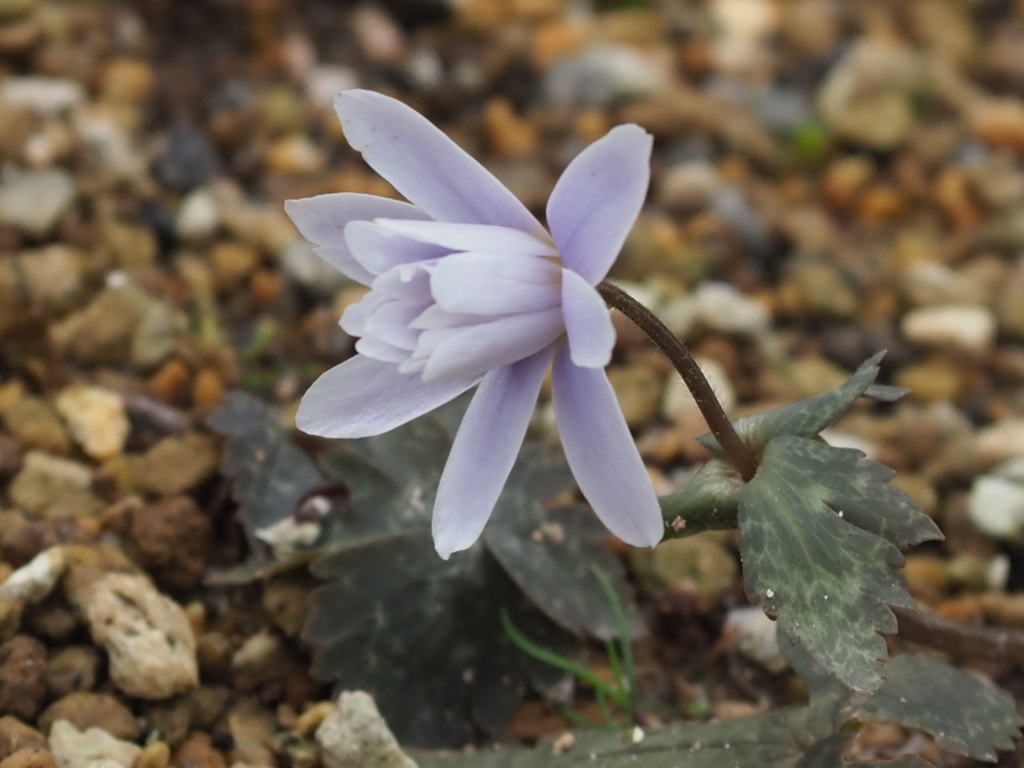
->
{"left": 374, "top": 219, "right": 555, "bottom": 256}
{"left": 354, "top": 336, "right": 409, "bottom": 363}
{"left": 432, "top": 349, "right": 553, "bottom": 558}
{"left": 420, "top": 309, "right": 563, "bottom": 382}
{"left": 337, "top": 90, "right": 546, "bottom": 236}
{"left": 296, "top": 355, "right": 478, "bottom": 438}
{"left": 561, "top": 269, "right": 615, "bottom": 368}
{"left": 546, "top": 125, "right": 652, "bottom": 284}
{"left": 363, "top": 301, "right": 424, "bottom": 350}
{"left": 430, "top": 252, "right": 561, "bottom": 316}
{"left": 551, "top": 345, "right": 664, "bottom": 547}
{"left": 285, "top": 193, "right": 429, "bottom": 285}
{"left": 344, "top": 220, "right": 448, "bottom": 276}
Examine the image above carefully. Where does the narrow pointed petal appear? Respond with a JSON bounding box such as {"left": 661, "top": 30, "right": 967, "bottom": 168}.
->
{"left": 433, "top": 349, "right": 553, "bottom": 558}
{"left": 551, "top": 346, "right": 664, "bottom": 547}
{"left": 284, "top": 194, "right": 429, "bottom": 285}
{"left": 296, "top": 355, "right": 478, "bottom": 438}
{"left": 561, "top": 269, "right": 615, "bottom": 368}
{"left": 344, "top": 220, "right": 448, "bottom": 276}
{"left": 374, "top": 219, "right": 555, "bottom": 256}
{"left": 546, "top": 125, "right": 652, "bottom": 284}
{"left": 420, "top": 309, "right": 563, "bottom": 382}
{"left": 430, "top": 252, "right": 561, "bottom": 315}
{"left": 336, "top": 90, "right": 546, "bottom": 236}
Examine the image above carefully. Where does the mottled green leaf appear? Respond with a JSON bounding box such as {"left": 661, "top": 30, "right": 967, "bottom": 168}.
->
{"left": 208, "top": 391, "right": 324, "bottom": 547}
{"left": 306, "top": 417, "right": 645, "bottom": 745}
{"left": 850, "top": 655, "right": 1023, "bottom": 761}
{"left": 483, "top": 445, "right": 642, "bottom": 639}
{"left": 305, "top": 530, "right": 574, "bottom": 747}
{"left": 658, "top": 458, "right": 743, "bottom": 537}
{"left": 739, "top": 435, "right": 917, "bottom": 693}
{"left": 316, "top": 415, "right": 452, "bottom": 542}
{"left": 416, "top": 701, "right": 839, "bottom": 768}
{"left": 699, "top": 353, "right": 890, "bottom": 456}
{"left": 786, "top": 634, "right": 1022, "bottom": 763}
{"left": 770, "top": 440, "right": 941, "bottom": 550}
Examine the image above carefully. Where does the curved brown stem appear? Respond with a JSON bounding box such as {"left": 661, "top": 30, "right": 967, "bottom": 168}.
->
{"left": 597, "top": 281, "right": 758, "bottom": 482}
{"left": 894, "top": 606, "right": 1024, "bottom": 664}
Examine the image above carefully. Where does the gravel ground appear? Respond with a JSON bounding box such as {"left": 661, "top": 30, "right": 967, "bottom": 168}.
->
{"left": 1, "top": 0, "right": 1024, "bottom": 766}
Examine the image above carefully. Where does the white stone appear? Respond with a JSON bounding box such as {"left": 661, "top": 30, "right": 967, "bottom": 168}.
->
{"left": 255, "top": 517, "right": 321, "bottom": 558}
{"left": 973, "top": 419, "right": 1024, "bottom": 465}
{"left": 969, "top": 458, "right": 1024, "bottom": 540}
{"left": 316, "top": 691, "right": 417, "bottom": 768}
{"left": 0, "top": 168, "right": 76, "bottom": 237}
{"left": 663, "top": 282, "right": 771, "bottom": 337}
{"left": 0, "top": 76, "right": 86, "bottom": 115}
{"left": 48, "top": 720, "right": 142, "bottom": 768}
{"left": 176, "top": 186, "right": 221, "bottom": 241}
{"left": 72, "top": 572, "right": 198, "bottom": 699}
{"left": 544, "top": 45, "right": 670, "bottom": 109}
{"left": 901, "top": 304, "right": 997, "bottom": 352}
{"left": 55, "top": 385, "right": 130, "bottom": 461}
{"left": 0, "top": 545, "right": 67, "bottom": 603}
{"left": 725, "top": 606, "right": 787, "bottom": 672}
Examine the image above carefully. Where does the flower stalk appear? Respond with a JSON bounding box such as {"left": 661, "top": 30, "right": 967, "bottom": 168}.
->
{"left": 597, "top": 281, "right": 759, "bottom": 482}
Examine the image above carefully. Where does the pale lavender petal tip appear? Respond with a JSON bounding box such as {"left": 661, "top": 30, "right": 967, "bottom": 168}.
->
{"left": 552, "top": 346, "right": 664, "bottom": 548}
{"left": 547, "top": 124, "right": 653, "bottom": 285}
{"left": 296, "top": 355, "right": 478, "bottom": 439}
{"left": 433, "top": 349, "right": 553, "bottom": 559}
{"left": 284, "top": 193, "right": 430, "bottom": 286}
{"left": 561, "top": 269, "right": 615, "bottom": 368}
{"left": 335, "top": 90, "right": 546, "bottom": 236}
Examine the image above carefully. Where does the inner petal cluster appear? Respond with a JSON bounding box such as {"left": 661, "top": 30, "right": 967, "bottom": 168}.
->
{"left": 340, "top": 219, "right": 566, "bottom": 383}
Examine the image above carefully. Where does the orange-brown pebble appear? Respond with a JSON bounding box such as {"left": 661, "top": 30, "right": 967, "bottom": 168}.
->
{"left": 99, "top": 58, "right": 155, "bottom": 105}
{"left": 146, "top": 359, "right": 192, "bottom": 404}
{"left": 0, "top": 748, "right": 56, "bottom": 768}
{"left": 933, "top": 167, "right": 983, "bottom": 230}
{"left": 135, "top": 741, "right": 171, "bottom": 768}
{"left": 935, "top": 595, "right": 985, "bottom": 623}
{"left": 211, "top": 242, "right": 260, "bottom": 291}
{"left": 250, "top": 269, "right": 283, "bottom": 309}
{"left": 530, "top": 18, "right": 588, "bottom": 70}
{"left": 903, "top": 556, "right": 950, "bottom": 604}
{"left": 171, "top": 734, "right": 226, "bottom": 768}
{"left": 856, "top": 184, "right": 907, "bottom": 224}
{"left": 572, "top": 109, "right": 610, "bottom": 144}
{"left": 821, "top": 156, "right": 875, "bottom": 211}
{"left": 192, "top": 369, "right": 225, "bottom": 408}
{"left": 483, "top": 98, "right": 538, "bottom": 159}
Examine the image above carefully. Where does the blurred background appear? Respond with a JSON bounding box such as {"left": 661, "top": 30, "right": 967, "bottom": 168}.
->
{"left": 1, "top": 0, "right": 1024, "bottom": 765}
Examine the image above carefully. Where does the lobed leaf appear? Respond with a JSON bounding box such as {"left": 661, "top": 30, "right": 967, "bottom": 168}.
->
{"left": 305, "top": 530, "right": 572, "bottom": 747}
{"left": 208, "top": 391, "right": 325, "bottom": 549}
{"left": 738, "top": 435, "right": 918, "bottom": 693}
{"left": 849, "top": 655, "right": 1023, "bottom": 762}
{"left": 483, "top": 444, "right": 641, "bottom": 639}
{"left": 698, "top": 352, "right": 891, "bottom": 457}
{"left": 306, "top": 416, "right": 646, "bottom": 745}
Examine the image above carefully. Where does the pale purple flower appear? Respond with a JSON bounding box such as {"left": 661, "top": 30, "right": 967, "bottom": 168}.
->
{"left": 286, "top": 90, "right": 664, "bottom": 558}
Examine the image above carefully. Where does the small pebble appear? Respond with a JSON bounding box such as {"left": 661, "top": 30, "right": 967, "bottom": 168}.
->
{"left": 54, "top": 385, "right": 130, "bottom": 461}
{"left": 0, "top": 169, "right": 75, "bottom": 238}
{"left": 70, "top": 572, "right": 198, "bottom": 700}
{"left": 901, "top": 304, "right": 997, "bottom": 352}
{"left": 0, "top": 636, "right": 46, "bottom": 722}
{"left": 37, "top": 692, "right": 138, "bottom": 741}
{"left": 47, "top": 721, "right": 141, "bottom": 768}
{"left": 969, "top": 458, "right": 1024, "bottom": 540}
{"left": 316, "top": 691, "right": 416, "bottom": 768}
{"left": 0, "top": 748, "right": 56, "bottom": 768}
